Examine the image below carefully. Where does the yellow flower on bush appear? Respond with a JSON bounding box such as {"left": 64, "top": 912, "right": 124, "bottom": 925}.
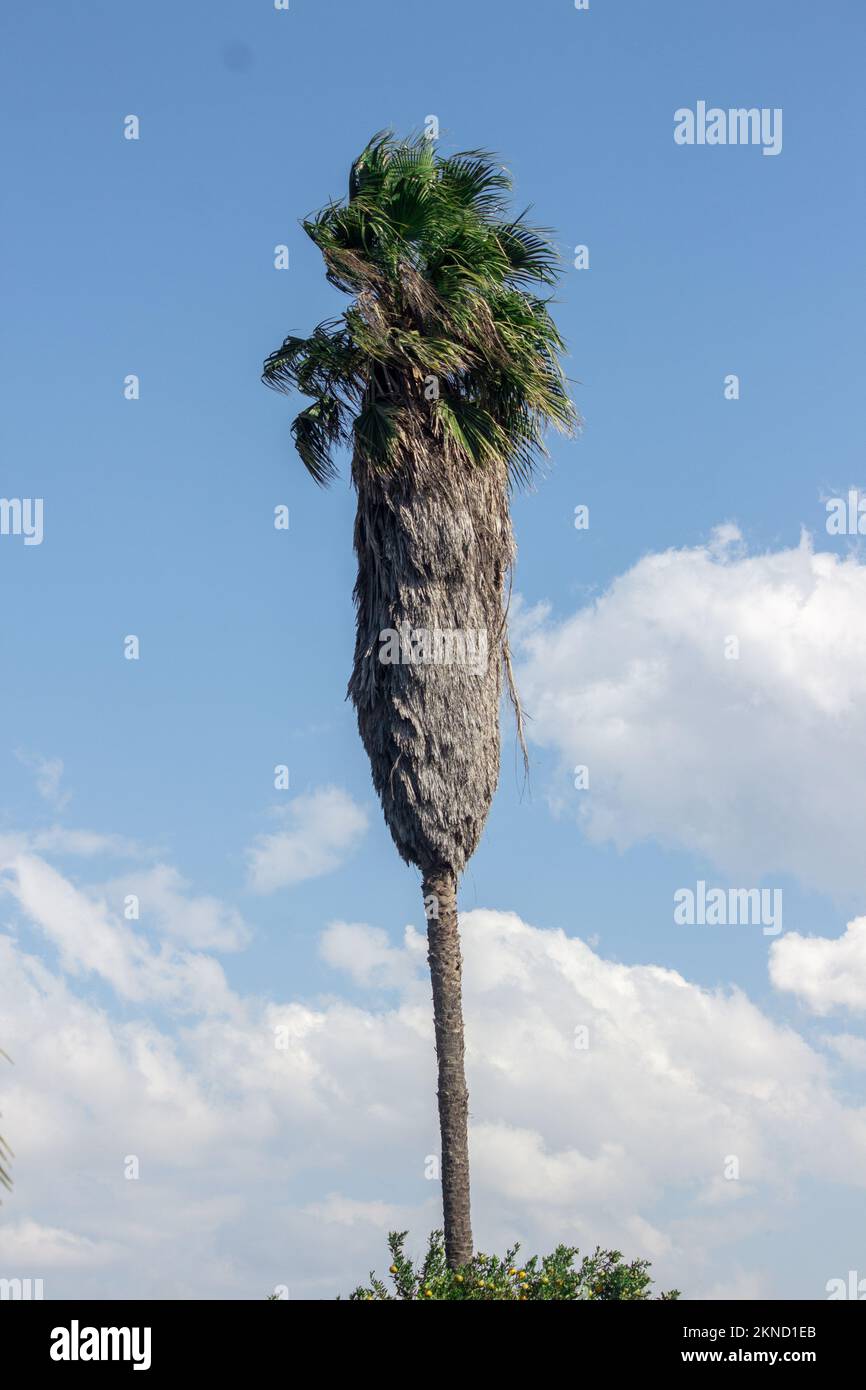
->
{"left": 349, "top": 1230, "right": 681, "bottom": 1301}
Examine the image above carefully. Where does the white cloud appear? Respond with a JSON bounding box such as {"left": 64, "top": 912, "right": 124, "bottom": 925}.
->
{"left": 515, "top": 528, "right": 866, "bottom": 899}
{"left": 0, "top": 827, "right": 148, "bottom": 862}
{"left": 31, "top": 827, "right": 146, "bottom": 859}
{"left": 98, "top": 864, "right": 250, "bottom": 952}
{"left": 303, "top": 1194, "right": 405, "bottom": 1228}
{"left": 245, "top": 787, "right": 368, "bottom": 893}
{"left": 821, "top": 1033, "right": 866, "bottom": 1068}
{"left": 770, "top": 918, "right": 866, "bottom": 1015}
{"left": 319, "top": 921, "right": 424, "bottom": 989}
{"left": 0, "top": 851, "right": 237, "bottom": 1016}
{"left": 2, "top": 847, "right": 865, "bottom": 1300}
{"left": 0, "top": 1220, "right": 115, "bottom": 1268}
{"left": 15, "top": 752, "right": 70, "bottom": 811}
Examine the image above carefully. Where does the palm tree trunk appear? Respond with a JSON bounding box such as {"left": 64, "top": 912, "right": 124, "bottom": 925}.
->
{"left": 423, "top": 867, "right": 473, "bottom": 1268}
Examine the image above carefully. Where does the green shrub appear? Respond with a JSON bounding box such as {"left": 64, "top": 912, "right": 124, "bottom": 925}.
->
{"left": 346, "top": 1230, "right": 680, "bottom": 1301}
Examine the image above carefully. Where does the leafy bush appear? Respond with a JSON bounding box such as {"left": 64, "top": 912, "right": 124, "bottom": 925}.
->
{"left": 346, "top": 1230, "right": 680, "bottom": 1301}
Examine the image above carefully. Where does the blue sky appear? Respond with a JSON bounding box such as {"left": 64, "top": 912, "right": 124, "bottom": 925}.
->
{"left": 1, "top": 0, "right": 865, "bottom": 1300}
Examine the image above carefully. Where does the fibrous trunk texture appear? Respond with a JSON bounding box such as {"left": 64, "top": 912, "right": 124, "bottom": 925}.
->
{"left": 423, "top": 867, "right": 472, "bottom": 1267}
{"left": 348, "top": 447, "right": 513, "bottom": 876}
{"left": 348, "top": 442, "right": 513, "bottom": 1267}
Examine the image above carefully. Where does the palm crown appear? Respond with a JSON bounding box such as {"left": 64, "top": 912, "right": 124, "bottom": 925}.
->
{"left": 263, "top": 131, "right": 577, "bottom": 484}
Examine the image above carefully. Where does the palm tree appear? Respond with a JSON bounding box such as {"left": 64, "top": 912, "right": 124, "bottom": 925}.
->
{"left": 263, "top": 132, "right": 576, "bottom": 1267}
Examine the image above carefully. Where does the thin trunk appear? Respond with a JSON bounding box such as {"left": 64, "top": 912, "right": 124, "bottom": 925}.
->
{"left": 423, "top": 867, "right": 473, "bottom": 1268}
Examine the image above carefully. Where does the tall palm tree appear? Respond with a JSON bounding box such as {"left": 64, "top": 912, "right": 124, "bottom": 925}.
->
{"left": 263, "top": 132, "right": 576, "bottom": 1267}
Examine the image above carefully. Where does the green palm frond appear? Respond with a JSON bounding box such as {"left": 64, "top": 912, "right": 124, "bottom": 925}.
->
{"left": 292, "top": 397, "right": 348, "bottom": 486}
{"left": 437, "top": 152, "right": 512, "bottom": 216}
{"left": 354, "top": 400, "right": 401, "bottom": 462}
{"left": 263, "top": 131, "right": 579, "bottom": 486}
{"left": 496, "top": 215, "right": 561, "bottom": 285}
{"left": 348, "top": 129, "right": 393, "bottom": 202}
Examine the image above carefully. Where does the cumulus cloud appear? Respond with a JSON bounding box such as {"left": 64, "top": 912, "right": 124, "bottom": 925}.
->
{"left": 245, "top": 787, "right": 368, "bottom": 893}
{"left": 0, "top": 1220, "right": 116, "bottom": 1269}
{"left": 515, "top": 528, "right": 866, "bottom": 900}
{"left": 821, "top": 1033, "right": 866, "bottom": 1068}
{"left": 0, "top": 850, "right": 237, "bottom": 1016}
{"left": 319, "top": 921, "right": 423, "bottom": 990}
{"left": 97, "top": 864, "right": 250, "bottom": 953}
{"left": 15, "top": 752, "right": 70, "bottom": 811}
{"left": 2, "top": 848, "right": 865, "bottom": 1300}
{"left": 0, "top": 827, "right": 148, "bottom": 862}
{"left": 770, "top": 917, "right": 866, "bottom": 1015}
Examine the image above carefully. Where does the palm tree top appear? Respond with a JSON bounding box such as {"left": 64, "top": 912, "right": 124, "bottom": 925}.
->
{"left": 263, "top": 131, "right": 578, "bottom": 487}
